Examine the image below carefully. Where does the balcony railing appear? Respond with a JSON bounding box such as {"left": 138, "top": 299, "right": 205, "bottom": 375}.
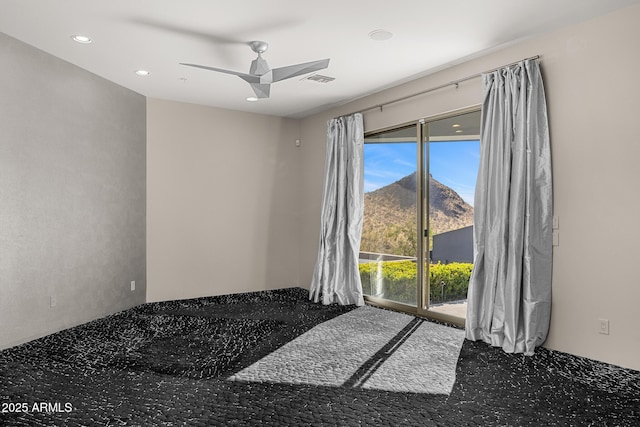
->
{"left": 358, "top": 251, "right": 471, "bottom": 313}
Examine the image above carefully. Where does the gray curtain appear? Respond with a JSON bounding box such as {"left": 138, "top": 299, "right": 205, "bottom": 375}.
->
{"left": 309, "top": 113, "right": 365, "bottom": 306}
{"left": 465, "top": 59, "right": 553, "bottom": 355}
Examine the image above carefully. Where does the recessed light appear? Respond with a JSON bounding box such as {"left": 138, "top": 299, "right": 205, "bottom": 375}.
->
{"left": 369, "top": 29, "right": 393, "bottom": 41}
{"left": 452, "top": 124, "right": 461, "bottom": 128}
{"left": 246, "top": 96, "right": 259, "bottom": 102}
{"left": 135, "top": 70, "right": 151, "bottom": 77}
{"left": 71, "top": 35, "right": 92, "bottom": 44}
{"left": 455, "top": 130, "right": 463, "bottom": 133}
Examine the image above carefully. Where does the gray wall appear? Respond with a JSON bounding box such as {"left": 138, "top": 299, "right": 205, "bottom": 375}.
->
{"left": 0, "top": 33, "right": 146, "bottom": 349}
{"left": 431, "top": 226, "right": 473, "bottom": 264}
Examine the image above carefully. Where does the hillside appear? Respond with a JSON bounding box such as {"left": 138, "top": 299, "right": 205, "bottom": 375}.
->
{"left": 360, "top": 172, "right": 473, "bottom": 256}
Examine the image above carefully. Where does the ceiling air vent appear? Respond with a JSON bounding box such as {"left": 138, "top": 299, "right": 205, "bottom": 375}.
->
{"left": 303, "top": 73, "right": 336, "bottom": 83}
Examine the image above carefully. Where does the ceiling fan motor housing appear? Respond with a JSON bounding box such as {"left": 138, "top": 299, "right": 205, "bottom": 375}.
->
{"left": 250, "top": 57, "right": 271, "bottom": 77}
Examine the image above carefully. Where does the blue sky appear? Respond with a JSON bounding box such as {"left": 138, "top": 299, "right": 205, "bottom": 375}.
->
{"left": 364, "top": 140, "right": 480, "bottom": 206}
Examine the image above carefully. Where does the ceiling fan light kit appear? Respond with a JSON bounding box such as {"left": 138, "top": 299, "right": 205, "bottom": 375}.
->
{"left": 70, "top": 34, "right": 92, "bottom": 44}
{"left": 180, "top": 40, "right": 330, "bottom": 99}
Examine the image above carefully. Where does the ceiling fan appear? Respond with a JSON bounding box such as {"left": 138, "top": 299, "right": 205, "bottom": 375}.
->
{"left": 180, "top": 41, "right": 330, "bottom": 99}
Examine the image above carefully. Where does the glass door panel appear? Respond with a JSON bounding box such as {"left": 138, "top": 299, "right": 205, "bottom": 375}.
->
{"left": 422, "top": 110, "right": 481, "bottom": 322}
{"left": 360, "top": 125, "right": 418, "bottom": 306}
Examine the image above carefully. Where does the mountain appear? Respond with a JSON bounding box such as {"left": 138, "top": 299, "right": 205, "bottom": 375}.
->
{"left": 360, "top": 172, "right": 473, "bottom": 256}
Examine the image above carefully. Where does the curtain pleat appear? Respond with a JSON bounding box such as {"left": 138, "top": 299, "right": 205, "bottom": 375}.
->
{"left": 465, "top": 60, "right": 553, "bottom": 355}
{"left": 309, "top": 113, "right": 365, "bottom": 306}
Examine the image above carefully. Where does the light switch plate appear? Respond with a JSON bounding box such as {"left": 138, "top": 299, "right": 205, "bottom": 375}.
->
{"left": 599, "top": 319, "right": 609, "bottom": 335}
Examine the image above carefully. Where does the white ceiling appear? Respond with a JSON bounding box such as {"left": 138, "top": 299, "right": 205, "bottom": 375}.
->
{"left": 1, "top": 0, "right": 638, "bottom": 118}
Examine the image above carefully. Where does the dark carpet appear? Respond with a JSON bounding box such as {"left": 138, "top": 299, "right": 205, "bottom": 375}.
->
{"left": 1, "top": 287, "right": 638, "bottom": 426}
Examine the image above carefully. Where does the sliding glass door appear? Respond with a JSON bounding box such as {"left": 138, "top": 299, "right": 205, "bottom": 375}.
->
{"left": 361, "top": 109, "right": 480, "bottom": 325}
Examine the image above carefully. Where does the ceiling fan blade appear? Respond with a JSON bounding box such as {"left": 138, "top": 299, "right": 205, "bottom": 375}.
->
{"left": 135, "top": 19, "right": 244, "bottom": 45}
{"left": 180, "top": 63, "right": 260, "bottom": 84}
{"left": 134, "top": 19, "right": 245, "bottom": 62}
{"left": 271, "top": 59, "right": 330, "bottom": 82}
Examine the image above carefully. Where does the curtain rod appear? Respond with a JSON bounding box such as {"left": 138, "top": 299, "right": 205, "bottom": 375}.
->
{"left": 340, "top": 55, "right": 540, "bottom": 118}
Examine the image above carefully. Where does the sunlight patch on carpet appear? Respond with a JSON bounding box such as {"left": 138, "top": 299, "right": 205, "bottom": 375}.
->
{"left": 228, "top": 305, "right": 465, "bottom": 394}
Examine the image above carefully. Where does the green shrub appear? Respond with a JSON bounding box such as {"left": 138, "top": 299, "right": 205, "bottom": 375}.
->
{"left": 359, "top": 261, "right": 472, "bottom": 305}
{"left": 360, "top": 260, "right": 417, "bottom": 304}
{"left": 429, "top": 262, "right": 473, "bottom": 304}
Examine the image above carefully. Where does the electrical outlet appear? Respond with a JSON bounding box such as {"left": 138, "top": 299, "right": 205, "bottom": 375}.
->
{"left": 599, "top": 318, "right": 609, "bottom": 335}
{"left": 50, "top": 296, "right": 57, "bottom": 308}
{"left": 552, "top": 230, "right": 559, "bottom": 246}
{"left": 130, "top": 281, "right": 136, "bottom": 291}
{"left": 552, "top": 215, "right": 559, "bottom": 229}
